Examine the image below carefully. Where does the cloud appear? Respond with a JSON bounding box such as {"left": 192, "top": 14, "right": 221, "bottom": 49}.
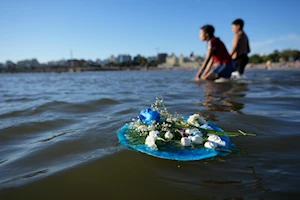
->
{"left": 279, "top": 34, "right": 300, "bottom": 41}
{"left": 251, "top": 34, "right": 300, "bottom": 48}
{"left": 251, "top": 39, "right": 275, "bottom": 47}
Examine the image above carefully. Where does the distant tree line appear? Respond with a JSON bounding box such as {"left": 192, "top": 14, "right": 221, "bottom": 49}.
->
{"left": 249, "top": 49, "right": 300, "bottom": 64}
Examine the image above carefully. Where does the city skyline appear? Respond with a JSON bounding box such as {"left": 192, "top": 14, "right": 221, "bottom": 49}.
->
{"left": 1, "top": 0, "right": 299, "bottom": 63}
{"left": 0, "top": 52, "right": 198, "bottom": 65}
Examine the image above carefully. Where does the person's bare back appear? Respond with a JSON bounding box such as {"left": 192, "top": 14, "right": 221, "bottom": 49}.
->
{"left": 232, "top": 31, "right": 250, "bottom": 60}
{"left": 230, "top": 19, "right": 250, "bottom": 75}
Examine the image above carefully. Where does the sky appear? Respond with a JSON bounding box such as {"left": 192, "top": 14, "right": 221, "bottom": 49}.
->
{"left": 0, "top": 0, "right": 299, "bottom": 63}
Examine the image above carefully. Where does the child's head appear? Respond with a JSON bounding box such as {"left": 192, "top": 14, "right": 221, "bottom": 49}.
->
{"left": 231, "top": 19, "right": 244, "bottom": 34}
{"left": 199, "top": 25, "right": 215, "bottom": 41}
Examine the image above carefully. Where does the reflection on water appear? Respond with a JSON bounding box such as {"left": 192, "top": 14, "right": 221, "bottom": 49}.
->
{"left": 197, "top": 81, "right": 247, "bottom": 114}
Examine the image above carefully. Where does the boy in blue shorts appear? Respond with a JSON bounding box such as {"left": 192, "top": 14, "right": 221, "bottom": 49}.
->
{"left": 194, "top": 25, "right": 235, "bottom": 81}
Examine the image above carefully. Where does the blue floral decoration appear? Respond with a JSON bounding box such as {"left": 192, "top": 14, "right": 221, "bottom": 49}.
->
{"left": 139, "top": 108, "right": 160, "bottom": 125}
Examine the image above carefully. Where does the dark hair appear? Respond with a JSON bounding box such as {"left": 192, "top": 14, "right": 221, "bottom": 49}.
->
{"left": 232, "top": 19, "right": 244, "bottom": 29}
{"left": 200, "top": 25, "right": 215, "bottom": 38}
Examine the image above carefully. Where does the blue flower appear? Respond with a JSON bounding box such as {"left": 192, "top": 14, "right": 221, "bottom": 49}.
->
{"left": 139, "top": 108, "right": 160, "bottom": 125}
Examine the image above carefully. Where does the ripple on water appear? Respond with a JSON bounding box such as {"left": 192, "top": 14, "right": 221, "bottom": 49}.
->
{"left": 0, "top": 70, "right": 300, "bottom": 199}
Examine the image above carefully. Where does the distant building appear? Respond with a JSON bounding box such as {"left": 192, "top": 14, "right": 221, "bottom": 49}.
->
{"left": 118, "top": 54, "right": 131, "bottom": 63}
{"left": 17, "top": 59, "right": 40, "bottom": 68}
{"left": 6, "top": 60, "right": 16, "bottom": 67}
{"left": 6, "top": 60, "right": 16, "bottom": 72}
{"left": 47, "top": 59, "right": 67, "bottom": 66}
{"left": 179, "top": 54, "right": 184, "bottom": 66}
{"left": 67, "top": 59, "right": 85, "bottom": 68}
{"left": 31, "top": 59, "right": 40, "bottom": 67}
{"left": 157, "top": 53, "right": 168, "bottom": 63}
{"left": 56, "top": 59, "right": 67, "bottom": 66}
{"left": 101, "top": 59, "right": 110, "bottom": 65}
{"left": 179, "top": 54, "right": 200, "bottom": 68}
{"left": 159, "top": 54, "right": 200, "bottom": 69}
{"left": 110, "top": 55, "right": 117, "bottom": 63}
{"left": 85, "top": 60, "right": 95, "bottom": 66}
{"left": 96, "top": 59, "right": 102, "bottom": 64}
{"left": 166, "top": 53, "right": 179, "bottom": 66}
{"left": 147, "top": 56, "right": 157, "bottom": 62}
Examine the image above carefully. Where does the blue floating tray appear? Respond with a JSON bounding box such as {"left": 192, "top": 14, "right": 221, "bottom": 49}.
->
{"left": 117, "top": 122, "right": 237, "bottom": 161}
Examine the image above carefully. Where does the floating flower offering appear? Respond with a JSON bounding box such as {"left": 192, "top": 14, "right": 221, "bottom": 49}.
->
{"left": 117, "top": 98, "right": 255, "bottom": 161}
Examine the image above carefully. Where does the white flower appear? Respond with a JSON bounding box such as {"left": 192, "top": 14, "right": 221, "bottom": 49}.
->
{"left": 207, "top": 135, "right": 226, "bottom": 147}
{"left": 172, "top": 117, "right": 180, "bottom": 122}
{"left": 200, "top": 124, "right": 213, "bottom": 130}
{"left": 187, "top": 120, "right": 200, "bottom": 128}
{"left": 190, "top": 135, "right": 203, "bottom": 144}
{"left": 185, "top": 128, "right": 201, "bottom": 135}
{"left": 137, "top": 125, "right": 148, "bottom": 132}
{"left": 164, "top": 131, "right": 173, "bottom": 140}
{"left": 145, "top": 135, "right": 155, "bottom": 144}
{"left": 145, "top": 135, "right": 158, "bottom": 150}
{"left": 181, "top": 137, "right": 191, "bottom": 146}
{"left": 187, "top": 114, "right": 208, "bottom": 128}
{"left": 204, "top": 141, "right": 217, "bottom": 149}
{"left": 166, "top": 118, "right": 172, "bottom": 123}
{"left": 161, "top": 122, "right": 170, "bottom": 131}
{"left": 207, "top": 134, "right": 221, "bottom": 142}
{"left": 187, "top": 114, "right": 200, "bottom": 127}
{"left": 147, "top": 125, "right": 156, "bottom": 131}
{"left": 149, "top": 130, "right": 160, "bottom": 138}
{"left": 189, "top": 114, "right": 200, "bottom": 121}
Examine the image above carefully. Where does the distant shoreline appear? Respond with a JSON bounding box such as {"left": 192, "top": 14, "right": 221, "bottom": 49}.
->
{"left": 246, "top": 62, "right": 300, "bottom": 70}
{"left": 168, "top": 62, "right": 300, "bottom": 71}
{"left": 1, "top": 62, "right": 299, "bottom": 73}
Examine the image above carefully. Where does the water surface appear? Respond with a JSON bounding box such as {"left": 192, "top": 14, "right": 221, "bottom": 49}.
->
{"left": 0, "top": 69, "right": 300, "bottom": 199}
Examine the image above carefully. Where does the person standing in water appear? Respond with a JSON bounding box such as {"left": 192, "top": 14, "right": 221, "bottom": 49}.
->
{"left": 230, "top": 19, "right": 250, "bottom": 76}
{"left": 194, "top": 25, "right": 235, "bottom": 81}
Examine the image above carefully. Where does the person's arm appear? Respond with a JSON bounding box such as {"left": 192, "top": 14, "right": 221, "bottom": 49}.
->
{"left": 194, "top": 47, "right": 213, "bottom": 80}
{"left": 230, "top": 35, "right": 239, "bottom": 57}
{"left": 201, "top": 57, "right": 214, "bottom": 79}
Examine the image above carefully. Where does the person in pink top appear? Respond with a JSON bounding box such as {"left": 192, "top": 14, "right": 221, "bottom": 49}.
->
{"left": 194, "top": 25, "right": 235, "bottom": 81}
